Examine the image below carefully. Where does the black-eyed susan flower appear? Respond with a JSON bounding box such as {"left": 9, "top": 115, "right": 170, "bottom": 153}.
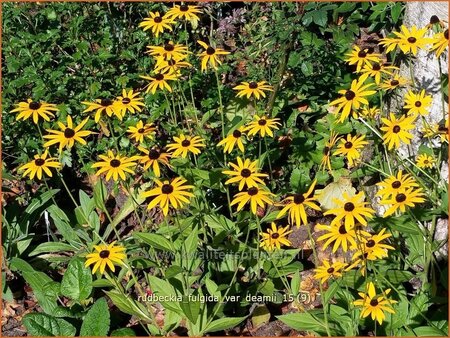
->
{"left": 141, "top": 177, "right": 194, "bottom": 216}
{"left": 430, "top": 29, "right": 448, "bottom": 58}
{"left": 91, "top": 151, "right": 139, "bottom": 181}
{"left": 319, "top": 131, "right": 341, "bottom": 172}
{"left": 393, "top": 25, "right": 432, "bottom": 55}
{"left": 314, "top": 260, "right": 347, "bottom": 284}
{"left": 333, "top": 134, "right": 368, "bottom": 167}
{"left": 380, "top": 188, "right": 425, "bottom": 217}
{"left": 259, "top": 222, "right": 292, "bottom": 251}
{"left": 416, "top": 153, "right": 435, "bottom": 169}
{"left": 138, "top": 11, "right": 174, "bottom": 37}
{"left": 351, "top": 228, "right": 395, "bottom": 261}
{"left": 166, "top": 134, "right": 205, "bottom": 158}
{"left": 43, "top": 116, "right": 92, "bottom": 152}
{"left": 140, "top": 71, "right": 179, "bottom": 94}
{"left": 154, "top": 56, "right": 192, "bottom": 74}
{"left": 329, "top": 79, "right": 376, "bottom": 123}
{"left": 233, "top": 81, "right": 273, "bottom": 100}
{"left": 316, "top": 223, "right": 370, "bottom": 253}
{"left": 404, "top": 89, "right": 432, "bottom": 117}
{"left": 245, "top": 115, "right": 281, "bottom": 138}
{"left": 165, "top": 4, "right": 202, "bottom": 24}
{"left": 222, "top": 157, "right": 268, "bottom": 191}
{"left": 11, "top": 99, "right": 58, "bottom": 124}
{"left": 360, "top": 106, "right": 380, "bottom": 119}
{"left": 379, "top": 36, "right": 402, "bottom": 54}
{"left": 380, "top": 113, "right": 416, "bottom": 150}
{"left": 353, "top": 282, "right": 397, "bottom": 325}
{"left": 323, "top": 192, "right": 375, "bottom": 230}
{"left": 114, "top": 89, "right": 145, "bottom": 117}
{"left": 85, "top": 241, "right": 126, "bottom": 275}
{"left": 344, "top": 46, "right": 381, "bottom": 71}
{"left": 230, "top": 186, "right": 274, "bottom": 215}
{"left": 197, "top": 40, "right": 230, "bottom": 72}
{"left": 379, "top": 74, "right": 409, "bottom": 91}
{"left": 138, "top": 146, "right": 171, "bottom": 177}
{"left": 127, "top": 120, "right": 156, "bottom": 143}
{"left": 376, "top": 170, "right": 419, "bottom": 199}
{"left": 82, "top": 98, "right": 121, "bottom": 123}
{"left": 217, "top": 127, "right": 246, "bottom": 153}
{"left": 18, "top": 150, "right": 61, "bottom": 180}
{"left": 277, "top": 180, "right": 321, "bottom": 227}
{"left": 147, "top": 42, "right": 188, "bottom": 61}
{"left": 358, "top": 62, "right": 399, "bottom": 85}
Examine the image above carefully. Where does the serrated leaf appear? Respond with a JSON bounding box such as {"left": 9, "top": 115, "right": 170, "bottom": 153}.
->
{"left": 80, "top": 298, "right": 110, "bottom": 336}
{"left": 23, "top": 313, "right": 76, "bottom": 336}
{"left": 61, "top": 257, "right": 92, "bottom": 301}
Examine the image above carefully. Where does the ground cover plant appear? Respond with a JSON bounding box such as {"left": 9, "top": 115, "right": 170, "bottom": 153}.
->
{"left": 1, "top": 1, "right": 449, "bottom": 337}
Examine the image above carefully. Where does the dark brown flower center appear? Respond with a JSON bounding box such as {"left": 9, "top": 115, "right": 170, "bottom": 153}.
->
{"left": 180, "top": 4, "right": 189, "bottom": 11}
{"left": 110, "top": 159, "right": 121, "bottom": 168}
{"left": 438, "top": 125, "right": 448, "bottom": 132}
{"left": 344, "top": 141, "right": 353, "bottom": 149}
{"left": 122, "top": 98, "right": 131, "bottom": 104}
{"left": 99, "top": 250, "right": 110, "bottom": 258}
{"left": 357, "top": 50, "right": 367, "bottom": 58}
{"left": 372, "top": 63, "right": 381, "bottom": 71}
{"left": 396, "top": 193, "right": 406, "bottom": 203}
{"left": 241, "top": 168, "right": 251, "bottom": 178}
{"left": 153, "top": 16, "right": 162, "bottom": 23}
{"left": 168, "top": 59, "right": 176, "bottom": 66}
{"left": 138, "top": 128, "right": 146, "bottom": 134}
{"left": 101, "top": 99, "right": 112, "bottom": 107}
{"left": 232, "top": 130, "right": 242, "bottom": 138}
{"left": 344, "top": 202, "right": 355, "bottom": 212}
{"left": 370, "top": 299, "right": 379, "bottom": 306}
{"left": 391, "top": 180, "right": 401, "bottom": 189}
{"left": 271, "top": 233, "right": 280, "bottom": 239}
{"left": 247, "top": 187, "right": 258, "bottom": 196}
{"left": 258, "top": 119, "right": 267, "bottom": 126}
{"left": 249, "top": 82, "right": 258, "bottom": 89}
{"left": 345, "top": 90, "right": 356, "bottom": 101}
{"left": 323, "top": 146, "right": 330, "bottom": 154}
{"left": 155, "top": 73, "right": 164, "bottom": 81}
{"left": 415, "top": 101, "right": 422, "bottom": 107}
{"left": 391, "top": 80, "right": 399, "bottom": 86}
{"left": 148, "top": 149, "right": 160, "bottom": 160}
{"left": 181, "top": 140, "right": 191, "bottom": 147}
{"left": 29, "top": 101, "right": 41, "bottom": 110}
{"left": 393, "top": 125, "right": 401, "bottom": 133}
{"left": 327, "top": 267, "right": 335, "bottom": 273}
{"left": 293, "top": 194, "right": 305, "bottom": 204}
{"left": 34, "top": 158, "right": 45, "bottom": 166}
{"left": 430, "top": 15, "right": 440, "bottom": 24}
{"left": 366, "top": 239, "right": 376, "bottom": 248}
{"left": 338, "top": 225, "right": 347, "bottom": 234}
{"left": 64, "top": 128, "right": 75, "bottom": 138}
{"left": 164, "top": 44, "right": 175, "bottom": 52}
{"left": 445, "top": 29, "right": 449, "bottom": 40}
{"left": 407, "top": 37, "right": 417, "bottom": 44}
{"left": 206, "top": 46, "right": 216, "bottom": 55}
{"left": 161, "top": 184, "right": 174, "bottom": 194}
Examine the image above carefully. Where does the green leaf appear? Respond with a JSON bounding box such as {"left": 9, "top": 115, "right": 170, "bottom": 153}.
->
{"left": 93, "top": 179, "right": 108, "bottom": 210}
{"left": 23, "top": 313, "right": 76, "bottom": 336}
{"left": 29, "top": 242, "right": 75, "bottom": 256}
{"left": 204, "top": 316, "right": 246, "bottom": 333}
{"left": 80, "top": 298, "right": 110, "bottom": 336}
{"left": 277, "top": 312, "right": 325, "bottom": 331}
{"left": 385, "top": 270, "right": 414, "bottom": 284}
{"left": 47, "top": 205, "right": 81, "bottom": 247}
{"left": 134, "top": 232, "right": 174, "bottom": 252}
{"left": 390, "top": 3, "right": 403, "bottom": 24}
{"left": 252, "top": 305, "right": 270, "bottom": 329}
{"left": 147, "top": 276, "right": 183, "bottom": 315}
{"left": 413, "top": 326, "right": 447, "bottom": 336}
{"left": 180, "top": 295, "right": 200, "bottom": 324}
{"left": 322, "top": 281, "right": 340, "bottom": 305}
{"left": 110, "top": 328, "right": 136, "bottom": 336}
{"left": 184, "top": 227, "right": 199, "bottom": 255}
{"left": 105, "top": 289, "right": 152, "bottom": 322}
{"left": 61, "top": 257, "right": 92, "bottom": 301}
{"left": 291, "top": 271, "right": 301, "bottom": 296}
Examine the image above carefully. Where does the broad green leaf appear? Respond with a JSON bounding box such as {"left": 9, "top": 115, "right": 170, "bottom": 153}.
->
{"left": 134, "top": 232, "right": 174, "bottom": 252}
{"left": 93, "top": 179, "right": 108, "bottom": 210}
{"left": 80, "top": 298, "right": 110, "bottom": 336}
{"left": 385, "top": 270, "right": 414, "bottom": 284}
{"left": 110, "top": 328, "right": 136, "bottom": 336}
{"left": 47, "top": 205, "right": 81, "bottom": 247}
{"left": 277, "top": 312, "right": 325, "bottom": 331}
{"left": 180, "top": 295, "right": 200, "bottom": 324}
{"left": 147, "top": 275, "right": 183, "bottom": 314}
{"left": 105, "top": 289, "right": 152, "bottom": 322}
{"left": 61, "top": 257, "right": 92, "bottom": 301}
{"left": 23, "top": 313, "right": 76, "bottom": 336}
{"left": 413, "top": 326, "right": 447, "bottom": 336}
{"left": 29, "top": 242, "right": 75, "bottom": 256}
{"left": 204, "top": 316, "right": 246, "bottom": 333}
{"left": 251, "top": 305, "right": 270, "bottom": 329}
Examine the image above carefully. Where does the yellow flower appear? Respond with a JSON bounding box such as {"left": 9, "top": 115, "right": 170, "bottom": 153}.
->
{"left": 376, "top": 170, "right": 419, "bottom": 199}
{"left": 333, "top": 134, "right": 368, "bottom": 167}
{"left": 329, "top": 79, "right": 376, "bottom": 123}
{"left": 85, "top": 242, "right": 126, "bottom": 275}
{"left": 140, "top": 71, "right": 179, "bottom": 94}
{"left": 344, "top": 46, "right": 381, "bottom": 71}
{"left": 430, "top": 29, "right": 448, "bottom": 58}
{"left": 166, "top": 134, "right": 206, "bottom": 158}
{"left": 233, "top": 81, "right": 273, "bottom": 100}
{"left": 379, "top": 74, "right": 409, "bottom": 91}
{"left": 380, "top": 188, "right": 425, "bottom": 217}
{"left": 351, "top": 228, "right": 395, "bottom": 261}
{"left": 138, "top": 146, "right": 171, "bottom": 177}
{"left": 165, "top": 4, "right": 202, "bottom": 24}
{"left": 245, "top": 115, "right": 281, "bottom": 138}
{"left": 127, "top": 120, "right": 156, "bottom": 143}
{"left": 403, "top": 89, "right": 432, "bottom": 117}
{"left": 18, "top": 150, "right": 61, "bottom": 180}
{"left": 11, "top": 99, "right": 58, "bottom": 124}
{"left": 230, "top": 186, "right": 274, "bottom": 215}
{"left": 154, "top": 55, "right": 192, "bottom": 74}
{"left": 138, "top": 11, "right": 174, "bottom": 37}
{"left": 316, "top": 223, "right": 370, "bottom": 253}
{"left": 380, "top": 113, "right": 416, "bottom": 150}
{"left": 259, "top": 222, "right": 292, "bottom": 251}
{"left": 114, "top": 89, "right": 145, "bottom": 118}
{"left": 82, "top": 98, "right": 121, "bottom": 123}
{"left": 360, "top": 106, "right": 380, "bottom": 119}
{"left": 217, "top": 127, "right": 246, "bottom": 153}
{"left": 91, "top": 151, "right": 139, "bottom": 181}
{"left": 147, "top": 41, "right": 188, "bottom": 61}
{"left": 277, "top": 180, "right": 321, "bottom": 227}
{"left": 43, "top": 116, "right": 92, "bottom": 152}
{"left": 197, "top": 40, "right": 230, "bottom": 72}
{"left": 319, "top": 131, "right": 341, "bottom": 172}
{"left": 140, "top": 177, "right": 194, "bottom": 216}
{"left": 222, "top": 157, "right": 268, "bottom": 191}
{"left": 353, "top": 282, "right": 397, "bottom": 325}
{"left": 358, "top": 62, "right": 398, "bottom": 85}
{"left": 323, "top": 192, "right": 375, "bottom": 230}
{"left": 416, "top": 153, "right": 435, "bottom": 169}
{"left": 314, "top": 260, "right": 347, "bottom": 284}
{"left": 393, "top": 25, "right": 432, "bottom": 55}
{"left": 378, "top": 36, "right": 402, "bottom": 54}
